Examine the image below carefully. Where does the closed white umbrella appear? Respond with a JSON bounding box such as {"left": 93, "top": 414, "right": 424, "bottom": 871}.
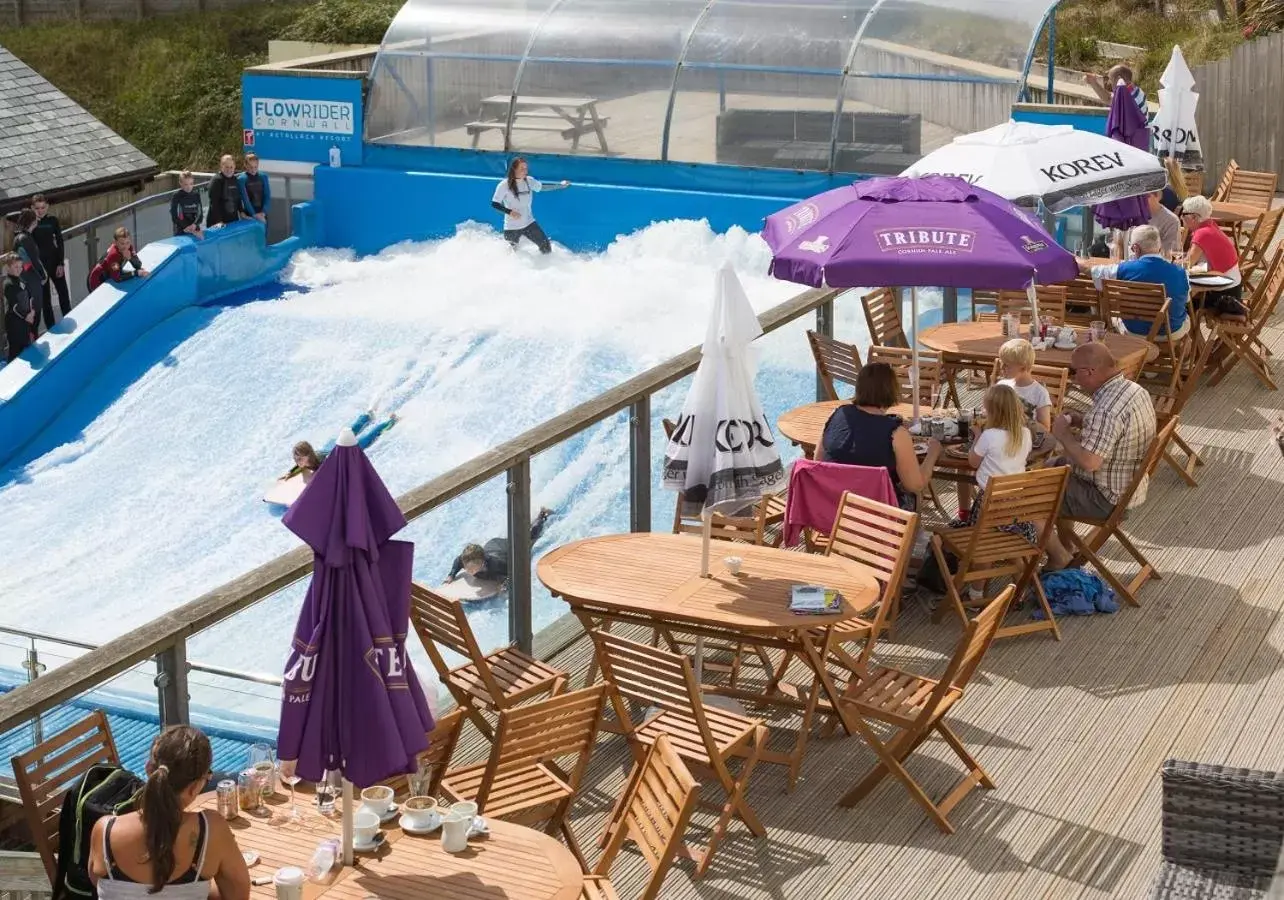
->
{"left": 662, "top": 263, "right": 785, "bottom": 578}
{"left": 902, "top": 120, "right": 1167, "bottom": 213}
{"left": 1151, "top": 45, "right": 1203, "bottom": 169}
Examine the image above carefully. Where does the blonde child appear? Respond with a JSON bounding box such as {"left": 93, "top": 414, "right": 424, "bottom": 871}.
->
{"left": 997, "top": 338, "right": 1052, "bottom": 430}
{"left": 959, "top": 385, "right": 1033, "bottom": 535}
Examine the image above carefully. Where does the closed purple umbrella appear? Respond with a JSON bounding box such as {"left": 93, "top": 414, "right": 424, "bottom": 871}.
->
{"left": 1094, "top": 81, "right": 1152, "bottom": 230}
{"left": 277, "top": 427, "right": 433, "bottom": 863}
{"left": 763, "top": 175, "right": 1078, "bottom": 290}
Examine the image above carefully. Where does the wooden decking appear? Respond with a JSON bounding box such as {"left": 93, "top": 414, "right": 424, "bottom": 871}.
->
{"left": 450, "top": 312, "right": 1284, "bottom": 899}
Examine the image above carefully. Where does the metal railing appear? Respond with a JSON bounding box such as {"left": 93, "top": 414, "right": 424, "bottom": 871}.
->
{"left": 0, "top": 283, "right": 844, "bottom": 739}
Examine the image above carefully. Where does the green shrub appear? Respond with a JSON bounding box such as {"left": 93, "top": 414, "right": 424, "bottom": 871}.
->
{"left": 279, "top": 0, "right": 402, "bottom": 44}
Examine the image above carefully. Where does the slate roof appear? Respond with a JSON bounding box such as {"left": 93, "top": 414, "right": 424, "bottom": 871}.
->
{"left": 0, "top": 44, "right": 158, "bottom": 206}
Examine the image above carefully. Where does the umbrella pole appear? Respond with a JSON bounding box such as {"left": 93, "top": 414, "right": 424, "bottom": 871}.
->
{"left": 911, "top": 286, "right": 921, "bottom": 422}
{"left": 701, "top": 510, "right": 712, "bottom": 578}
{"left": 341, "top": 779, "right": 354, "bottom": 866}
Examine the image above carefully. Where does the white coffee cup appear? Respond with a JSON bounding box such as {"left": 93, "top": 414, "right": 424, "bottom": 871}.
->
{"left": 360, "top": 785, "right": 394, "bottom": 815}
{"left": 402, "top": 796, "right": 440, "bottom": 831}
{"left": 441, "top": 812, "right": 470, "bottom": 853}
{"left": 273, "top": 867, "right": 305, "bottom": 900}
{"left": 449, "top": 800, "right": 478, "bottom": 820}
{"left": 723, "top": 556, "right": 743, "bottom": 575}
{"left": 352, "top": 810, "right": 380, "bottom": 846}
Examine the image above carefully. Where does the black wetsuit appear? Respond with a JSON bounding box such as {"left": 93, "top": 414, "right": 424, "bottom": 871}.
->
{"left": 4, "top": 274, "right": 34, "bottom": 362}
{"left": 446, "top": 511, "right": 551, "bottom": 582}
{"left": 170, "top": 189, "right": 204, "bottom": 237}
{"left": 32, "top": 214, "right": 68, "bottom": 327}
{"left": 12, "top": 231, "right": 46, "bottom": 329}
{"left": 206, "top": 173, "right": 242, "bottom": 227}
{"left": 240, "top": 172, "right": 269, "bottom": 217}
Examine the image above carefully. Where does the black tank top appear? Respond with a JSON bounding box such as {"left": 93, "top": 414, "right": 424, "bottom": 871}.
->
{"left": 821, "top": 405, "right": 911, "bottom": 506}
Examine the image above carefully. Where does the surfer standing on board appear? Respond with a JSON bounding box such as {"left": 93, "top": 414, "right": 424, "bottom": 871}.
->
{"left": 445, "top": 507, "right": 554, "bottom": 587}
{"left": 491, "top": 157, "right": 570, "bottom": 255}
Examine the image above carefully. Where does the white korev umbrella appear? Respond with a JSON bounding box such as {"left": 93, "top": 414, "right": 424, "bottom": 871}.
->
{"left": 902, "top": 120, "right": 1167, "bottom": 213}
{"left": 662, "top": 263, "right": 785, "bottom": 577}
{"left": 1151, "top": 45, "right": 1203, "bottom": 169}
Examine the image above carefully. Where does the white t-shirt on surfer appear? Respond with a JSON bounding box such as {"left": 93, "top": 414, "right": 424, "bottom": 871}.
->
{"left": 493, "top": 176, "right": 542, "bottom": 231}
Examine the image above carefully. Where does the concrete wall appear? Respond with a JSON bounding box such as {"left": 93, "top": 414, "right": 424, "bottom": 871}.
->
{"left": 268, "top": 40, "right": 367, "bottom": 64}
{"left": 5, "top": 0, "right": 257, "bottom": 25}
{"left": 0, "top": 206, "right": 319, "bottom": 468}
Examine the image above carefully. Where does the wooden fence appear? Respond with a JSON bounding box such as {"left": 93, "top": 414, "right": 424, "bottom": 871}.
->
{"left": 1193, "top": 31, "right": 1284, "bottom": 188}
{"left": 4, "top": 0, "right": 256, "bottom": 26}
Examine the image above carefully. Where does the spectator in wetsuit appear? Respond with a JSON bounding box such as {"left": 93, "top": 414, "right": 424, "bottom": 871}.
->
{"left": 444, "top": 508, "right": 554, "bottom": 586}
{"left": 11, "top": 209, "right": 46, "bottom": 332}
{"left": 170, "top": 171, "right": 205, "bottom": 239}
{"left": 30, "top": 194, "right": 69, "bottom": 329}
{"left": 206, "top": 155, "right": 244, "bottom": 227}
{"left": 87, "top": 227, "right": 149, "bottom": 291}
{"left": 3, "top": 252, "right": 36, "bottom": 362}
{"left": 237, "top": 153, "right": 271, "bottom": 224}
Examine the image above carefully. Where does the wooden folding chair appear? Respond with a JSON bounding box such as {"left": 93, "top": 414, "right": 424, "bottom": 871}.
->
{"left": 1210, "top": 159, "right": 1239, "bottom": 202}
{"left": 582, "top": 734, "right": 700, "bottom": 900}
{"left": 929, "top": 466, "right": 1071, "bottom": 641}
{"left": 970, "top": 289, "right": 999, "bottom": 320}
{"left": 834, "top": 586, "right": 1015, "bottom": 832}
{"left": 862, "top": 287, "right": 907, "bottom": 348}
{"left": 807, "top": 330, "right": 862, "bottom": 401}
{"left": 1237, "top": 206, "right": 1284, "bottom": 282}
{"left": 1207, "top": 246, "right": 1284, "bottom": 391}
{"left": 1223, "top": 167, "right": 1278, "bottom": 211}
{"left": 410, "top": 584, "right": 567, "bottom": 741}
{"left": 591, "top": 631, "right": 768, "bottom": 877}
{"left": 988, "top": 359, "right": 1070, "bottom": 418}
{"left": 380, "top": 708, "right": 464, "bottom": 797}
{"left": 1102, "top": 280, "right": 1185, "bottom": 395}
{"left": 440, "top": 684, "right": 605, "bottom": 867}
{"left": 1181, "top": 168, "right": 1205, "bottom": 199}
{"left": 976, "top": 286, "right": 1068, "bottom": 324}
{"left": 867, "top": 345, "right": 942, "bottom": 408}
{"left": 1154, "top": 322, "right": 1218, "bottom": 487}
{"left": 11, "top": 710, "right": 120, "bottom": 886}
{"left": 1063, "top": 277, "right": 1104, "bottom": 326}
{"left": 1061, "top": 416, "right": 1179, "bottom": 607}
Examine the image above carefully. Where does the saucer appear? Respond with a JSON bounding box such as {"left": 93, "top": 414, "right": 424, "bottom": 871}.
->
{"left": 468, "top": 816, "right": 489, "bottom": 838}
{"left": 353, "top": 833, "right": 385, "bottom": 852}
{"left": 399, "top": 814, "right": 440, "bottom": 835}
{"left": 365, "top": 804, "right": 399, "bottom": 823}
{"left": 1053, "top": 341, "right": 1076, "bottom": 350}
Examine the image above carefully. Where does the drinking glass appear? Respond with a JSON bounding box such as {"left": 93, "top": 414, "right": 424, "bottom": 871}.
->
{"left": 1090, "top": 320, "right": 1107, "bottom": 343}
{"left": 316, "top": 770, "right": 340, "bottom": 816}
{"left": 247, "top": 744, "right": 274, "bottom": 814}
{"left": 407, "top": 762, "right": 432, "bottom": 798}
{"left": 279, "top": 763, "right": 302, "bottom": 823}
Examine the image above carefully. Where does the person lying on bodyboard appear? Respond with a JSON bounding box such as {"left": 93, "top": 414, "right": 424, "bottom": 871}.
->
{"left": 441, "top": 507, "right": 554, "bottom": 601}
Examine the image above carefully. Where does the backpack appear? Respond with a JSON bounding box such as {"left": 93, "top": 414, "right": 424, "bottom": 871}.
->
{"left": 52, "top": 763, "right": 144, "bottom": 900}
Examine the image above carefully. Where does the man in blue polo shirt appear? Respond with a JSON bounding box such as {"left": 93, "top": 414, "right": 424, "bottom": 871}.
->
{"left": 1080, "top": 224, "right": 1189, "bottom": 341}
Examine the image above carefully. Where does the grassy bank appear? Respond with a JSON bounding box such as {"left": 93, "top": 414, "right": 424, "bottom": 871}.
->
{"left": 0, "top": 0, "right": 397, "bottom": 171}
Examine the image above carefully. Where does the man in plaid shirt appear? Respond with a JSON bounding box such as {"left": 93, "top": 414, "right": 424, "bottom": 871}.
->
{"left": 1045, "top": 342, "right": 1156, "bottom": 569}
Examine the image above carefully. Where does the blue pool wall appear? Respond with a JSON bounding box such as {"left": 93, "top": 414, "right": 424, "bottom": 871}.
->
{"left": 318, "top": 145, "right": 851, "bottom": 255}
{"left": 0, "top": 207, "right": 320, "bottom": 468}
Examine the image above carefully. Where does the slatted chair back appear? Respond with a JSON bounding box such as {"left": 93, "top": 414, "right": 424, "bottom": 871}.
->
{"left": 418, "top": 710, "right": 463, "bottom": 797}
{"left": 807, "top": 330, "right": 863, "bottom": 401}
{"left": 1102, "top": 280, "right": 1171, "bottom": 343}
{"left": 591, "top": 735, "right": 700, "bottom": 900}
{"left": 663, "top": 419, "right": 771, "bottom": 543}
{"left": 988, "top": 360, "right": 1070, "bottom": 417}
{"left": 1223, "top": 168, "right": 1278, "bottom": 211}
{"left": 1211, "top": 159, "right": 1239, "bottom": 202}
{"left": 824, "top": 493, "right": 918, "bottom": 665}
{"left": 11, "top": 711, "right": 120, "bottom": 884}
{"left": 1181, "top": 168, "right": 1205, "bottom": 198}
{"left": 866, "top": 345, "right": 942, "bottom": 407}
{"left": 970, "top": 289, "right": 1000, "bottom": 320}
{"left": 971, "top": 465, "right": 1067, "bottom": 544}
{"left": 591, "top": 631, "right": 722, "bottom": 761}
{"left": 983, "top": 286, "right": 1067, "bottom": 324}
{"left": 409, "top": 584, "right": 494, "bottom": 682}
{"left": 1062, "top": 277, "right": 1104, "bottom": 325}
{"left": 862, "top": 287, "right": 907, "bottom": 348}
{"left": 1238, "top": 206, "right": 1284, "bottom": 276}
{"left": 475, "top": 685, "right": 605, "bottom": 811}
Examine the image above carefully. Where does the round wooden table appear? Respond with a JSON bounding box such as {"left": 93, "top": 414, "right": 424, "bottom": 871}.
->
{"left": 200, "top": 789, "right": 583, "bottom": 900}
{"left": 1210, "top": 200, "right": 1263, "bottom": 224}
{"left": 918, "top": 320, "right": 1155, "bottom": 369}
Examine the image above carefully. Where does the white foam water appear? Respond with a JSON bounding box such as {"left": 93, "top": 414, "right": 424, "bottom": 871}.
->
{"left": 0, "top": 218, "right": 941, "bottom": 721}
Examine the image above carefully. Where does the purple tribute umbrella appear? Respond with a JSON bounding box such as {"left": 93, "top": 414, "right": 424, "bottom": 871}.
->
{"left": 1094, "top": 81, "right": 1152, "bottom": 231}
{"left": 764, "top": 176, "right": 1077, "bottom": 419}
{"left": 277, "top": 427, "right": 432, "bottom": 865}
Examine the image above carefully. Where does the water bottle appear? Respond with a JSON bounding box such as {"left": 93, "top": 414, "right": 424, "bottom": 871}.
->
{"left": 328, "top": 146, "right": 342, "bottom": 168}
{"left": 315, "top": 770, "right": 338, "bottom": 816}
{"left": 307, "top": 838, "right": 340, "bottom": 883}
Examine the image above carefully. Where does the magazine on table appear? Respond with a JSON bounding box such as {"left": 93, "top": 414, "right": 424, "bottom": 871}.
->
{"left": 790, "top": 584, "right": 843, "bottom": 615}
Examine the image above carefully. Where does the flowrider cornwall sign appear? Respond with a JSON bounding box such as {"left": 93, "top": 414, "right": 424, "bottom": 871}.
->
{"left": 241, "top": 73, "right": 364, "bottom": 165}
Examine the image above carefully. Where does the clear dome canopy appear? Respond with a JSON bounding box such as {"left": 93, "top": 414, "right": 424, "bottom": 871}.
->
{"left": 366, "top": 0, "right": 1061, "bottom": 174}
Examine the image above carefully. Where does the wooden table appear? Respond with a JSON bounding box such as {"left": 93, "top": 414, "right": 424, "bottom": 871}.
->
{"left": 919, "top": 321, "right": 1155, "bottom": 370}
{"left": 202, "top": 790, "right": 582, "bottom": 900}
{"left": 537, "top": 533, "right": 882, "bottom": 772}
{"left": 467, "top": 96, "right": 609, "bottom": 153}
{"left": 1210, "top": 201, "right": 1263, "bottom": 225}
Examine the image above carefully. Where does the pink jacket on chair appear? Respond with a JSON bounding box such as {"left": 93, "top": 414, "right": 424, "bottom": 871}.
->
{"left": 782, "top": 459, "right": 897, "bottom": 547}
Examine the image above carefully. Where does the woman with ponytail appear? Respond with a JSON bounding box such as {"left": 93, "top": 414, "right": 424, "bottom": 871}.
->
{"left": 89, "top": 726, "right": 250, "bottom": 900}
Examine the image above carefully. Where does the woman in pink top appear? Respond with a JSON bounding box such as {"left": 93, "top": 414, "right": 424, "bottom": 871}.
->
{"left": 1181, "top": 195, "right": 1245, "bottom": 317}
